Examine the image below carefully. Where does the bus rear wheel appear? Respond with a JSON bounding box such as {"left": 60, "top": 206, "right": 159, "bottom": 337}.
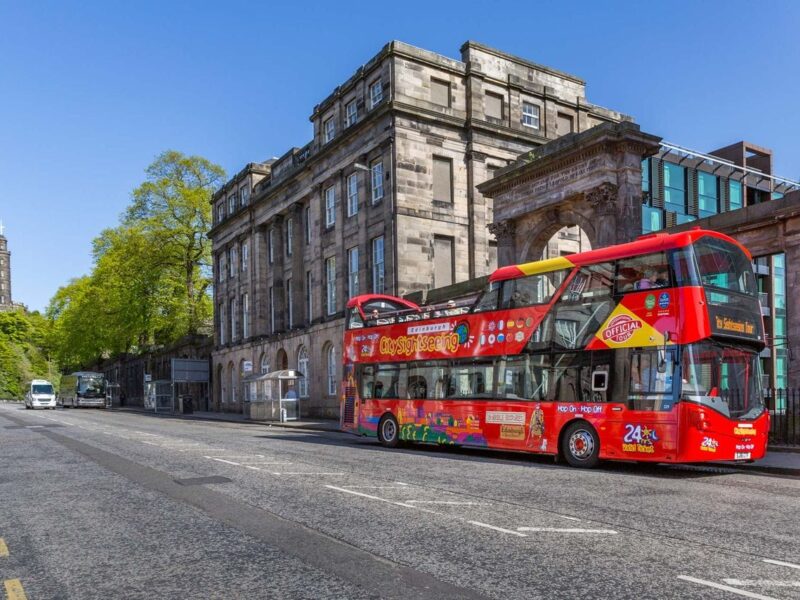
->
{"left": 561, "top": 422, "right": 600, "bottom": 468}
{"left": 378, "top": 414, "right": 400, "bottom": 448}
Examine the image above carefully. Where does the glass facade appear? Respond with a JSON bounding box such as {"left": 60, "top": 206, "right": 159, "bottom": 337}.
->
{"left": 697, "top": 172, "right": 718, "bottom": 218}
{"left": 663, "top": 162, "right": 686, "bottom": 215}
{"left": 754, "top": 253, "right": 787, "bottom": 391}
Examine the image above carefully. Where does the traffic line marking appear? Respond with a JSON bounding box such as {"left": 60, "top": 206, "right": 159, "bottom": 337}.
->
{"left": 210, "top": 458, "right": 241, "bottom": 466}
{"left": 325, "top": 485, "right": 417, "bottom": 508}
{"left": 0, "top": 538, "right": 8, "bottom": 557}
{"left": 244, "top": 466, "right": 261, "bottom": 471}
{"left": 3, "top": 579, "right": 27, "bottom": 600}
{"left": 344, "top": 485, "right": 414, "bottom": 490}
{"left": 272, "top": 472, "right": 343, "bottom": 476}
{"left": 764, "top": 559, "right": 800, "bottom": 571}
{"left": 203, "top": 455, "right": 265, "bottom": 459}
{"left": 559, "top": 515, "right": 581, "bottom": 522}
{"left": 723, "top": 580, "right": 800, "bottom": 588}
{"left": 677, "top": 575, "right": 779, "bottom": 600}
{"left": 237, "top": 462, "right": 292, "bottom": 466}
{"left": 468, "top": 521, "right": 527, "bottom": 537}
{"left": 516, "top": 527, "right": 617, "bottom": 534}
{"left": 406, "top": 501, "right": 485, "bottom": 506}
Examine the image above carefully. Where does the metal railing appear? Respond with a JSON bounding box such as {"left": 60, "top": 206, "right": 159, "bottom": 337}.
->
{"left": 765, "top": 389, "right": 800, "bottom": 446}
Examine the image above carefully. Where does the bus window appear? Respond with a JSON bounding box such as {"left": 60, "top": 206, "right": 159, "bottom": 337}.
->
{"left": 408, "top": 361, "right": 447, "bottom": 399}
{"left": 628, "top": 349, "right": 675, "bottom": 411}
{"left": 473, "top": 281, "right": 500, "bottom": 313}
{"left": 359, "top": 365, "right": 375, "bottom": 399}
{"left": 554, "top": 264, "right": 614, "bottom": 349}
{"left": 669, "top": 247, "right": 700, "bottom": 287}
{"left": 447, "top": 361, "right": 494, "bottom": 398}
{"left": 374, "top": 364, "right": 405, "bottom": 399}
{"left": 693, "top": 237, "right": 757, "bottom": 296}
{"left": 616, "top": 252, "right": 670, "bottom": 293}
{"left": 528, "top": 354, "right": 550, "bottom": 401}
{"left": 500, "top": 269, "right": 569, "bottom": 309}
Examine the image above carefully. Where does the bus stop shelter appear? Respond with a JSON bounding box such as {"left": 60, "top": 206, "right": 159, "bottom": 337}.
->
{"left": 144, "top": 359, "right": 210, "bottom": 414}
{"left": 243, "top": 369, "right": 303, "bottom": 422}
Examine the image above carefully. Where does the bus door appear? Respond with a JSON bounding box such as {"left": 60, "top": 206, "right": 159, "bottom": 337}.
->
{"left": 605, "top": 348, "right": 680, "bottom": 461}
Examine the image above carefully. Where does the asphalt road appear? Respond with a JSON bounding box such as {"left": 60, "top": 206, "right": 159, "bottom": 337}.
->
{"left": 1, "top": 403, "right": 799, "bottom": 600}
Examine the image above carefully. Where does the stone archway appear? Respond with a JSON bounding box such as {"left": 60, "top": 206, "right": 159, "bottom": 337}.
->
{"left": 480, "top": 122, "right": 662, "bottom": 267}
{"left": 276, "top": 348, "right": 288, "bottom": 371}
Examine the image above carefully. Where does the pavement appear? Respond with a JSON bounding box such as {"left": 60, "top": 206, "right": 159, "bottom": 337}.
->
{"left": 109, "top": 404, "right": 800, "bottom": 475}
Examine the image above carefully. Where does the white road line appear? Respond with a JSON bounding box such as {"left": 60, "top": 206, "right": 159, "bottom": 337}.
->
{"left": 344, "top": 485, "right": 412, "bottom": 489}
{"left": 210, "top": 458, "right": 241, "bottom": 466}
{"left": 677, "top": 576, "right": 779, "bottom": 600}
{"left": 271, "top": 472, "right": 343, "bottom": 476}
{"left": 393, "top": 482, "right": 410, "bottom": 486}
{"left": 245, "top": 466, "right": 262, "bottom": 471}
{"left": 141, "top": 441, "right": 160, "bottom": 445}
{"left": 723, "top": 580, "right": 800, "bottom": 588}
{"left": 203, "top": 455, "right": 265, "bottom": 459}
{"left": 516, "top": 527, "right": 617, "bottom": 534}
{"left": 325, "top": 485, "right": 417, "bottom": 508}
{"left": 764, "top": 559, "right": 800, "bottom": 571}
{"left": 468, "top": 521, "right": 527, "bottom": 537}
{"left": 406, "top": 501, "right": 486, "bottom": 506}
{"left": 559, "top": 516, "right": 581, "bottom": 522}
{"left": 237, "top": 462, "right": 292, "bottom": 466}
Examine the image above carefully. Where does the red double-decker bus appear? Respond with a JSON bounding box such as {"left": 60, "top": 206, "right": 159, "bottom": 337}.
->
{"left": 340, "top": 229, "right": 768, "bottom": 468}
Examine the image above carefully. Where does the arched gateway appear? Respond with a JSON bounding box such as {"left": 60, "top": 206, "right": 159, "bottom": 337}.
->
{"left": 479, "top": 122, "right": 662, "bottom": 266}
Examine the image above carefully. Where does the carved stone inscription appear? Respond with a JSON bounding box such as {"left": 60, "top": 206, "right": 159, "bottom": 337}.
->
{"left": 529, "top": 158, "right": 599, "bottom": 195}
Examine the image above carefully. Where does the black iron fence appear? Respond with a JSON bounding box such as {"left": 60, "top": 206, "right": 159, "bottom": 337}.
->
{"left": 765, "top": 389, "right": 800, "bottom": 446}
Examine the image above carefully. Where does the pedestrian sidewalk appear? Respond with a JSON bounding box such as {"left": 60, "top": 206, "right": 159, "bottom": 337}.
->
{"left": 110, "top": 406, "right": 340, "bottom": 432}
{"left": 711, "top": 449, "right": 800, "bottom": 476}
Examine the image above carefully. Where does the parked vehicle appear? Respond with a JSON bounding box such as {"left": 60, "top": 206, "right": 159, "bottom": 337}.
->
{"left": 59, "top": 372, "right": 108, "bottom": 408}
{"left": 25, "top": 379, "right": 57, "bottom": 410}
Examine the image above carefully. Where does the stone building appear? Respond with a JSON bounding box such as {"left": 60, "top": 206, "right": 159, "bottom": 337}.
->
{"left": 209, "top": 40, "right": 627, "bottom": 416}
{"left": 0, "top": 222, "right": 12, "bottom": 310}
{"left": 480, "top": 122, "right": 800, "bottom": 389}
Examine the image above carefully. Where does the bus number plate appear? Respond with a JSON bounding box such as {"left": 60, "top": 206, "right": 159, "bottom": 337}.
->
{"left": 734, "top": 452, "right": 751, "bottom": 460}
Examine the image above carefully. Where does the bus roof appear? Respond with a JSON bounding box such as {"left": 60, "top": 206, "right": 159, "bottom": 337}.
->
{"left": 489, "top": 229, "right": 751, "bottom": 283}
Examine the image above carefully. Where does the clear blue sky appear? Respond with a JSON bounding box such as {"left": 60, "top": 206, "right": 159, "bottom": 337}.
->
{"left": 2, "top": 0, "right": 798, "bottom": 312}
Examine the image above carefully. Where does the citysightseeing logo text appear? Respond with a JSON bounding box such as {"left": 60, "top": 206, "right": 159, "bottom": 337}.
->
{"left": 603, "top": 315, "right": 642, "bottom": 344}
{"left": 379, "top": 333, "right": 460, "bottom": 357}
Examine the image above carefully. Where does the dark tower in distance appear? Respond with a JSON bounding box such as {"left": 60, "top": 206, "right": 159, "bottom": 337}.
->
{"left": 0, "top": 221, "right": 12, "bottom": 310}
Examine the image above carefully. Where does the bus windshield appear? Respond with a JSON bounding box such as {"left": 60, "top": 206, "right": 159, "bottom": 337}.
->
{"left": 694, "top": 237, "right": 757, "bottom": 297}
{"left": 32, "top": 384, "right": 54, "bottom": 395}
{"left": 680, "top": 342, "right": 764, "bottom": 420}
{"left": 79, "top": 376, "right": 106, "bottom": 398}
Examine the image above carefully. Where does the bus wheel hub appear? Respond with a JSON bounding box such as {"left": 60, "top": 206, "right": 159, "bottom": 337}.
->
{"left": 569, "top": 431, "right": 594, "bottom": 459}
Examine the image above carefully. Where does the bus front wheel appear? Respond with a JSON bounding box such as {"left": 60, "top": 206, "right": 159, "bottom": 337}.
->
{"left": 561, "top": 422, "right": 600, "bottom": 468}
{"left": 378, "top": 414, "right": 400, "bottom": 448}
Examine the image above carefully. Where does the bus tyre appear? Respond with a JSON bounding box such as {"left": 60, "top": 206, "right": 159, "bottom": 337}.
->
{"left": 378, "top": 414, "right": 400, "bottom": 448}
{"left": 561, "top": 422, "right": 600, "bottom": 468}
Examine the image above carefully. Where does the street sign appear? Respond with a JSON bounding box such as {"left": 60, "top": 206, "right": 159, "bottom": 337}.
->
{"left": 171, "top": 359, "right": 209, "bottom": 383}
{"left": 144, "top": 374, "right": 152, "bottom": 382}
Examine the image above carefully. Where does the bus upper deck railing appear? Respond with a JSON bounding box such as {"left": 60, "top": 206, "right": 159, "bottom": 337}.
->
{"left": 353, "top": 300, "right": 474, "bottom": 329}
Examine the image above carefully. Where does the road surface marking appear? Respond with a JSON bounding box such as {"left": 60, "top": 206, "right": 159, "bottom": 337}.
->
{"left": 406, "top": 501, "right": 485, "bottom": 505}
{"left": 203, "top": 455, "right": 265, "bottom": 459}
{"left": 723, "top": 580, "right": 800, "bottom": 588}
{"left": 764, "top": 559, "right": 800, "bottom": 571}
{"left": 393, "top": 482, "right": 410, "bottom": 486}
{"left": 325, "top": 485, "right": 416, "bottom": 508}
{"left": 559, "top": 515, "right": 581, "bottom": 522}
{"left": 0, "top": 538, "right": 8, "bottom": 557}
{"left": 516, "top": 527, "right": 617, "bottom": 534}
{"left": 677, "top": 576, "right": 779, "bottom": 600}
{"left": 272, "top": 472, "right": 343, "bottom": 476}
{"left": 468, "top": 521, "right": 527, "bottom": 537}
{"left": 3, "top": 579, "right": 27, "bottom": 600}
{"left": 237, "top": 462, "right": 292, "bottom": 466}
{"left": 245, "top": 466, "right": 262, "bottom": 471}
{"left": 210, "top": 458, "right": 241, "bottom": 466}
{"left": 344, "top": 485, "right": 411, "bottom": 489}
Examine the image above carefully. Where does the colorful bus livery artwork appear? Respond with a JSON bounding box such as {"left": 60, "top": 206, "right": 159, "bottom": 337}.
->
{"left": 341, "top": 229, "right": 769, "bottom": 468}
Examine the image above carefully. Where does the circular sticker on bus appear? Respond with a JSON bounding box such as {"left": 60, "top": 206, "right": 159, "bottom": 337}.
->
{"left": 515, "top": 331, "right": 524, "bottom": 342}
{"left": 498, "top": 320, "right": 504, "bottom": 331}
{"left": 498, "top": 333, "right": 506, "bottom": 343}
{"left": 645, "top": 294, "right": 656, "bottom": 310}
{"left": 516, "top": 318, "right": 525, "bottom": 329}
{"left": 525, "top": 317, "right": 533, "bottom": 328}
{"left": 488, "top": 334, "right": 496, "bottom": 344}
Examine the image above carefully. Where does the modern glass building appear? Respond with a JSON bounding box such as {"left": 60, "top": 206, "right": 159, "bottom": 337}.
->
{"left": 642, "top": 141, "right": 799, "bottom": 388}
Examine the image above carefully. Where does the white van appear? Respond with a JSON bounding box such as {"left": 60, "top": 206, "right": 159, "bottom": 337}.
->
{"left": 25, "top": 379, "right": 57, "bottom": 410}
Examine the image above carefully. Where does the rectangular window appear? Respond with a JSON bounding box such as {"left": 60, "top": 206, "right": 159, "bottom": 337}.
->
{"left": 219, "top": 303, "right": 225, "bottom": 345}
{"left": 287, "top": 277, "right": 293, "bottom": 329}
{"left": 698, "top": 172, "right": 719, "bottom": 218}
{"left": 326, "top": 257, "right": 336, "bottom": 315}
{"left": 371, "top": 159, "right": 384, "bottom": 203}
{"left": 286, "top": 218, "right": 293, "bottom": 256}
{"left": 240, "top": 186, "right": 249, "bottom": 206}
{"left": 268, "top": 228, "right": 275, "bottom": 263}
{"left": 642, "top": 206, "right": 663, "bottom": 233}
{"left": 663, "top": 162, "right": 687, "bottom": 215}
{"left": 242, "top": 293, "right": 249, "bottom": 338}
{"left": 229, "top": 247, "right": 237, "bottom": 277}
{"left": 629, "top": 350, "right": 676, "bottom": 411}
{"left": 433, "top": 235, "right": 454, "bottom": 288}
{"left": 241, "top": 241, "right": 248, "bottom": 271}
{"left": 306, "top": 270, "right": 313, "bottom": 322}
{"left": 217, "top": 204, "right": 224, "bottom": 223}
{"left": 228, "top": 195, "right": 236, "bottom": 214}
{"left": 485, "top": 92, "right": 503, "bottom": 119}
{"left": 348, "top": 246, "right": 359, "bottom": 298}
{"left": 230, "top": 297, "right": 237, "bottom": 341}
{"left": 269, "top": 286, "right": 275, "bottom": 333}
{"left": 372, "top": 236, "right": 385, "bottom": 294}
{"left": 217, "top": 254, "right": 225, "bottom": 282}
{"left": 325, "top": 186, "right": 336, "bottom": 227}
{"left": 432, "top": 156, "right": 453, "bottom": 203}
{"left": 522, "top": 102, "right": 540, "bottom": 129}
{"left": 729, "top": 179, "right": 743, "bottom": 211}
{"left": 369, "top": 80, "right": 383, "bottom": 108}
{"left": 431, "top": 78, "right": 450, "bottom": 107}
{"left": 347, "top": 173, "right": 359, "bottom": 217}
{"left": 323, "top": 117, "right": 335, "bottom": 143}
{"left": 345, "top": 100, "right": 357, "bottom": 127}
{"left": 305, "top": 205, "right": 311, "bottom": 244}
{"left": 642, "top": 159, "right": 650, "bottom": 194}
{"left": 556, "top": 112, "right": 574, "bottom": 134}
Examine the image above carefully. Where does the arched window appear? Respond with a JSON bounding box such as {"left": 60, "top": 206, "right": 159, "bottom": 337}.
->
{"left": 260, "top": 353, "right": 270, "bottom": 375}
{"left": 227, "top": 362, "right": 236, "bottom": 404}
{"left": 326, "top": 345, "right": 337, "bottom": 396}
{"left": 297, "top": 346, "right": 309, "bottom": 398}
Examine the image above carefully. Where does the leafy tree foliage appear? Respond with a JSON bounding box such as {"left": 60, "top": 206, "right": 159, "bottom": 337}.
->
{"left": 0, "top": 309, "right": 56, "bottom": 399}
{"left": 47, "top": 151, "right": 225, "bottom": 370}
